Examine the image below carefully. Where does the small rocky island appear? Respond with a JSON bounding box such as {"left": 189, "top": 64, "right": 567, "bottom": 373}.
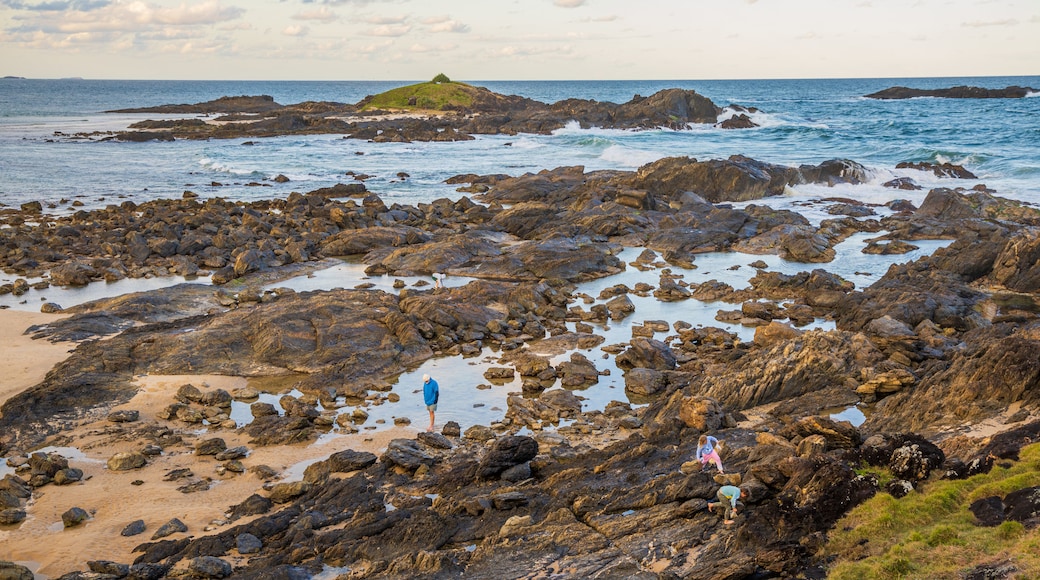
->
{"left": 865, "top": 85, "right": 1037, "bottom": 99}
{"left": 90, "top": 74, "right": 756, "bottom": 143}
{"left": 2, "top": 80, "right": 1040, "bottom": 579}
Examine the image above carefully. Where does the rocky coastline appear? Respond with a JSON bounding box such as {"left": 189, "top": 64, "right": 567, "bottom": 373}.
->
{"left": 3, "top": 97, "right": 1040, "bottom": 578}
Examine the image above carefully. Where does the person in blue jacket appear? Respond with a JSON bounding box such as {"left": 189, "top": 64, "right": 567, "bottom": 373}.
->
{"left": 422, "top": 374, "right": 439, "bottom": 432}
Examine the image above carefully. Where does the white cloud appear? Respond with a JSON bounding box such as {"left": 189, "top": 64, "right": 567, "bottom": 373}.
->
{"left": 428, "top": 19, "right": 469, "bottom": 33}
{"left": 363, "top": 14, "right": 408, "bottom": 25}
{"left": 10, "top": 0, "right": 244, "bottom": 34}
{"left": 408, "top": 42, "right": 457, "bottom": 53}
{"left": 962, "top": 18, "right": 1018, "bottom": 27}
{"left": 554, "top": 0, "right": 585, "bottom": 7}
{"left": 283, "top": 24, "right": 309, "bottom": 36}
{"left": 366, "top": 24, "right": 410, "bottom": 36}
{"left": 293, "top": 6, "right": 338, "bottom": 22}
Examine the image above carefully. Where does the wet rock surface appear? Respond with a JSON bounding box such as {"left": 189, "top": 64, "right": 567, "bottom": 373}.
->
{"left": 3, "top": 157, "right": 1040, "bottom": 578}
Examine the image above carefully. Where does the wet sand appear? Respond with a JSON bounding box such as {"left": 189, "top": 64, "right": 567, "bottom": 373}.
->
{"left": 0, "top": 313, "right": 416, "bottom": 577}
{"left": 0, "top": 310, "right": 75, "bottom": 407}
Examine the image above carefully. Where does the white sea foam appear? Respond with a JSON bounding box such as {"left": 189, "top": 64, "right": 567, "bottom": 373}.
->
{"left": 197, "top": 157, "right": 259, "bottom": 176}
{"left": 714, "top": 106, "right": 795, "bottom": 129}
{"left": 598, "top": 144, "right": 661, "bottom": 167}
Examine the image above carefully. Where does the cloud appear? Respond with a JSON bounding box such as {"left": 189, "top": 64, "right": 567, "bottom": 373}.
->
{"left": 408, "top": 42, "right": 457, "bottom": 53}
{"left": 365, "top": 24, "right": 410, "bottom": 36}
{"left": 580, "top": 14, "right": 617, "bottom": 22}
{"left": 283, "top": 24, "right": 310, "bottom": 36}
{"left": 293, "top": 6, "right": 338, "bottom": 22}
{"left": 427, "top": 19, "right": 469, "bottom": 33}
{"left": 1, "top": 0, "right": 109, "bottom": 10}
{"left": 362, "top": 14, "right": 408, "bottom": 24}
{"left": 8, "top": 0, "right": 245, "bottom": 35}
{"left": 494, "top": 44, "right": 573, "bottom": 57}
{"left": 554, "top": 0, "right": 585, "bottom": 7}
{"left": 962, "top": 19, "right": 1018, "bottom": 27}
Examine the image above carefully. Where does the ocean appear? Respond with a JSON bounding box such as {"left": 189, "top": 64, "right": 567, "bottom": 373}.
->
{"left": 2, "top": 76, "right": 1039, "bottom": 221}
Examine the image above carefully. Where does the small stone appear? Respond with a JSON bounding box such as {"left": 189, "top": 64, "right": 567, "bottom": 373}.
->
{"left": 62, "top": 507, "right": 90, "bottom": 528}
{"left": 224, "top": 460, "right": 246, "bottom": 473}
{"left": 0, "top": 561, "right": 33, "bottom": 580}
{"left": 87, "top": 560, "right": 130, "bottom": 577}
{"left": 0, "top": 508, "right": 27, "bottom": 525}
{"left": 214, "top": 446, "right": 248, "bottom": 461}
{"left": 107, "top": 452, "right": 147, "bottom": 471}
{"left": 107, "top": 409, "right": 140, "bottom": 423}
{"left": 237, "top": 532, "right": 262, "bottom": 554}
{"left": 195, "top": 438, "right": 227, "bottom": 456}
{"left": 53, "top": 468, "right": 84, "bottom": 485}
{"left": 151, "top": 517, "right": 187, "bottom": 539}
{"left": 187, "top": 556, "right": 232, "bottom": 579}
{"left": 121, "top": 519, "right": 146, "bottom": 536}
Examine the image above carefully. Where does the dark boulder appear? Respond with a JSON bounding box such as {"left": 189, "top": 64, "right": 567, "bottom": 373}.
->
{"left": 476, "top": 436, "right": 538, "bottom": 479}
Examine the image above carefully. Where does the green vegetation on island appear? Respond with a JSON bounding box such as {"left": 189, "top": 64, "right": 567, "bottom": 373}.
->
{"left": 358, "top": 73, "right": 477, "bottom": 112}
{"left": 825, "top": 443, "right": 1040, "bottom": 579}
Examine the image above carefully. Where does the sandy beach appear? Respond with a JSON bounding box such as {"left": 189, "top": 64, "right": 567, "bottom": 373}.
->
{"left": 0, "top": 310, "right": 75, "bottom": 408}
{"left": 0, "top": 310, "right": 414, "bottom": 578}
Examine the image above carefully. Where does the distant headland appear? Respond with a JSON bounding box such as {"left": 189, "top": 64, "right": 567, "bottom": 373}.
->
{"left": 865, "top": 85, "right": 1037, "bottom": 99}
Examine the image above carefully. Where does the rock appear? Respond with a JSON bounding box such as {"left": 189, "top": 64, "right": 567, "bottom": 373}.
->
{"left": 970, "top": 496, "right": 1007, "bottom": 527}
{"left": 792, "top": 416, "right": 862, "bottom": 449}
{"left": 107, "top": 409, "right": 140, "bottom": 423}
{"left": 214, "top": 446, "right": 248, "bottom": 461}
{"left": 195, "top": 438, "right": 227, "bottom": 456}
{"left": 176, "top": 383, "right": 204, "bottom": 403}
{"left": 796, "top": 434, "right": 828, "bottom": 457}
{"left": 151, "top": 518, "right": 188, "bottom": 539}
{"left": 229, "top": 494, "right": 273, "bottom": 521}
{"left": 107, "top": 452, "right": 147, "bottom": 471}
{"left": 605, "top": 294, "right": 635, "bottom": 320}
{"left": 889, "top": 437, "right": 945, "bottom": 481}
{"left": 381, "top": 439, "right": 435, "bottom": 471}
{"left": 501, "top": 463, "right": 533, "bottom": 483}
{"left": 187, "top": 556, "right": 233, "bottom": 579}
{"left": 1003, "top": 485, "right": 1040, "bottom": 527}
{"left": 268, "top": 481, "right": 312, "bottom": 503}
{"left": 442, "top": 421, "right": 462, "bottom": 437}
{"left": 0, "top": 561, "right": 34, "bottom": 580}
{"left": 121, "top": 519, "right": 147, "bottom": 536}
{"left": 0, "top": 508, "right": 27, "bottom": 525}
{"left": 868, "top": 85, "right": 1037, "bottom": 100}
{"left": 417, "top": 432, "right": 454, "bottom": 450}
{"left": 237, "top": 532, "right": 263, "bottom": 554}
{"left": 886, "top": 479, "right": 914, "bottom": 499}
{"left": 678, "top": 396, "right": 725, "bottom": 432}
{"left": 62, "top": 506, "right": 90, "bottom": 527}
{"left": 40, "top": 302, "right": 63, "bottom": 313}
{"left": 327, "top": 449, "right": 378, "bottom": 472}
{"left": 53, "top": 467, "right": 83, "bottom": 485}
{"left": 623, "top": 368, "right": 668, "bottom": 397}
{"left": 477, "top": 436, "right": 538, "bottom": 479}
{"left": 615, "top": 337, "right": 677, "bottom": 371}
{"left": 88, "top": 560, "right": 130, "bottom": 577}
{"left": 464, "top": 425, "right": 495, "bottom": 442}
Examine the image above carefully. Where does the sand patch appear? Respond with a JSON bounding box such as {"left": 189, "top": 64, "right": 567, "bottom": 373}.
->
{"left": 2, "top": 372, "right": 414, "bottom": 578}
{"left": 0, "top": 310, "right": 75, "bottom": 407}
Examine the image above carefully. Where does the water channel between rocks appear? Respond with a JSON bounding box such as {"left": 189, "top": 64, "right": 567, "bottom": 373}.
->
{"left": 0, "top": 235, "right": 951, "bottom": 469}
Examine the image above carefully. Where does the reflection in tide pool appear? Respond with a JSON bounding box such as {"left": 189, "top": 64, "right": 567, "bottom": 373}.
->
{"left": 829, "top": 406, "right": 868, "bottom": 427}
{"left": 253, "top": 237, "right": 950, "bottom": 438}
{"left": 0, "top": 275, "right": 211, "bottom": 312}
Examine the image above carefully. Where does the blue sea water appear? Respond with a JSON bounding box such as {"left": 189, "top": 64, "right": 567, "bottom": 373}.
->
{"left": 1, "top": 76, "right": 1038, "bottom": 217}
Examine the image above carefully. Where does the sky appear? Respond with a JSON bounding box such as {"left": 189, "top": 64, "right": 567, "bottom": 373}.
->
{"left": 1, "top": 0, "right": 1038, "bottom": 81}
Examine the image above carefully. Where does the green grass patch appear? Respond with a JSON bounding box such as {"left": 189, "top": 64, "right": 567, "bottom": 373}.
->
{"left": 825, "top": 442, "right": 1040, "bottom": 579}
{"left": 359, "top": 80, "right": 476, "bottom": 112}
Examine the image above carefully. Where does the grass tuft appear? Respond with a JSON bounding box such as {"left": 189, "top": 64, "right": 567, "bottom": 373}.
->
{"left": 825, "top": 442, "right": 1040, "bottom": 579}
